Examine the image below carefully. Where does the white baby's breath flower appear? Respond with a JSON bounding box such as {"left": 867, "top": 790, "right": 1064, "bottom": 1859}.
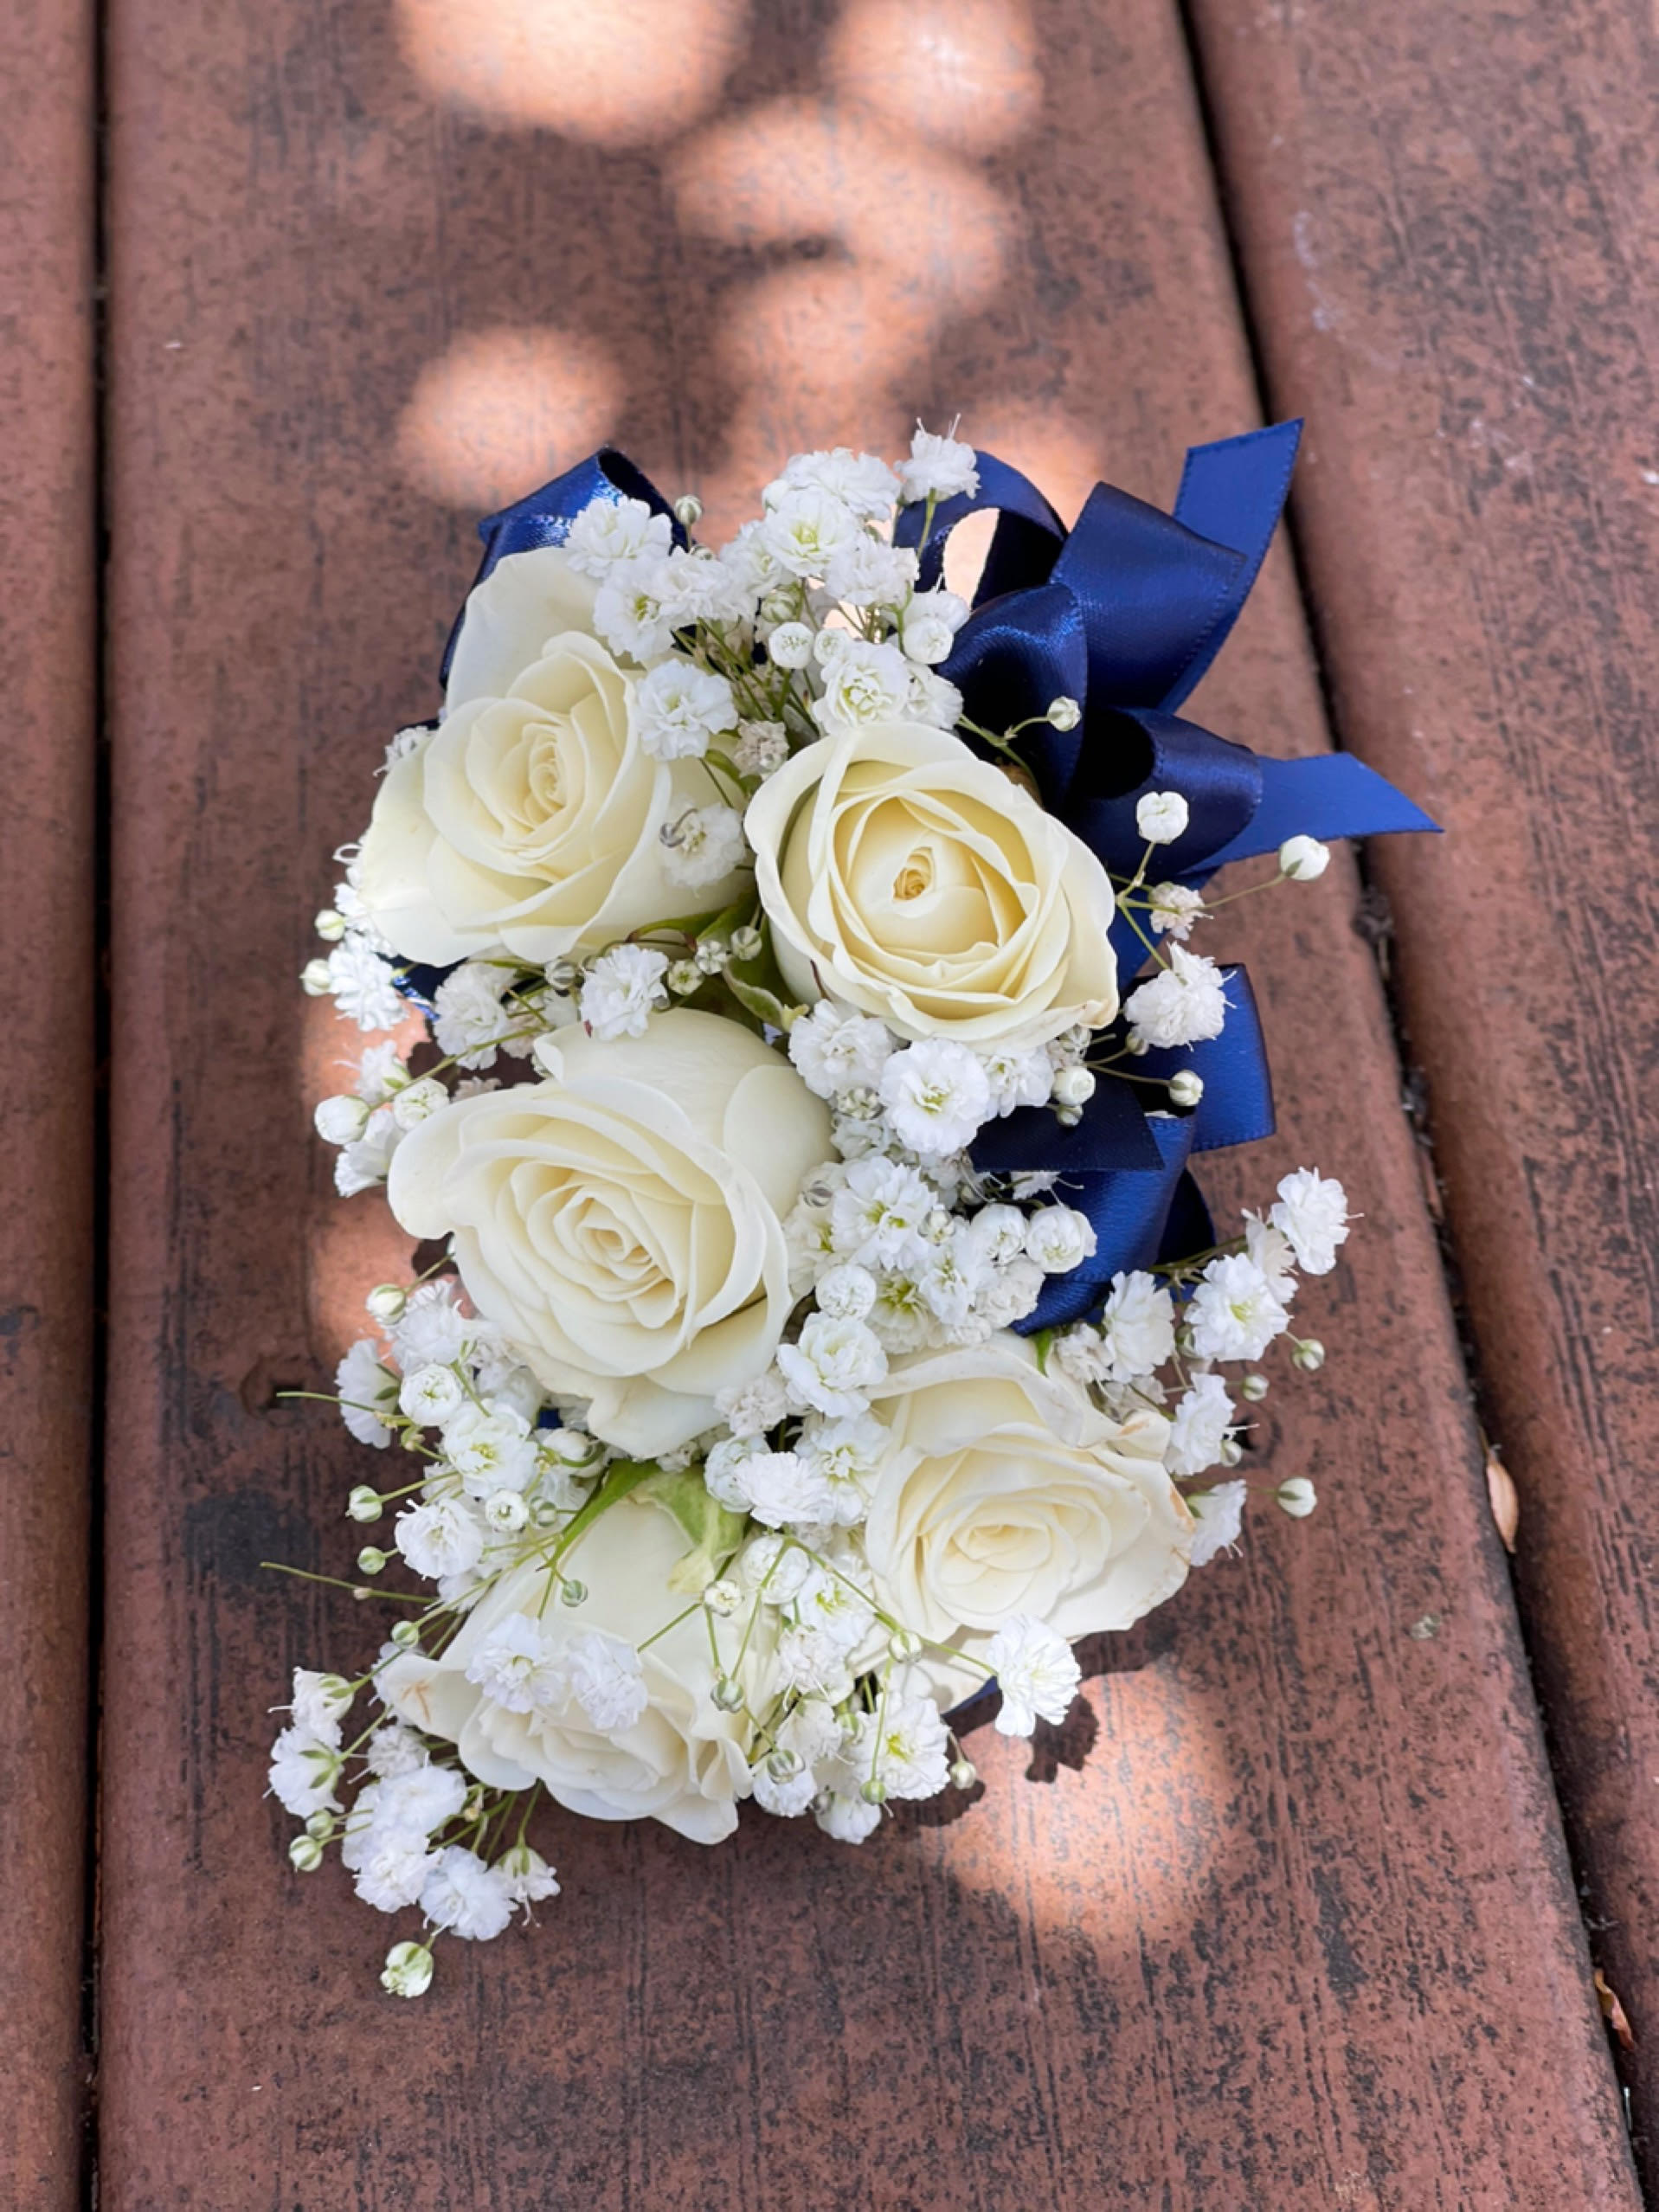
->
{"left": 767, "top": 447, "right": 899, "bottom": 521}
{"left": 776, "top": 1312, "right": 889, "bottom": 1418}
{"left": 397, "top": 1366, "right": 461, "bottom": 1431}
{"left": 395, "top": 1493, "right": 487, "bottom": 1581}
{"left": 389, "top": 1280, "right": 473, "bottom": 1371}
{"left": 432, "top": 962, "right": 516, "bottom": 1070}
{"left": 1135, "top": 791, "right": 1190, "bottom": 846}
{"left": 579, "top": 943, "right": 669, "bottom": 1040}
{"left": 267, "top": 1726, "right": 342, "bottom": 1817}
{"left": 353, "top": 1831, "right": 435, "bottom": 1914}
{"left": 1186, "top": 1479, "right": 1248, "bottom": 1567}
{"left": 662, "top": 804, "right": 749, "bottom": 889}
{"left": 808, "top": 635, "right": 916, "bottom": 733}
{"left": 762, "top": 485, "right": 862, "bottom": 578}
{"left": 440, "top": 1401, "right": 539, "bottom": 1495}
{"left": 814, "top": 1785, "right": 884, "bottom": 1843}
{"left": 1024, "top": 1205, "right": 1097, "bottom": 1275}
{"left": 1187, "top": 1253, "right": 1291, "bottom": 1363}
{"left": 972, "top": 1255, "right": 1045, "bottom": 1331}
{"left": 466, "top": 1612, "right": 565, "bottom": 1714}
{"left": 967, "top": 1204, "right": 1027, "bottom": 1268}
{"left": 1166, "top": 1373, "right": 1237, "bottom": 1478}
{"left": 373, "top": 1763, "right": 469, "bottom": 1836}
{"left": 420, "top": 1847, "right": 515, "bottom": 1942}
{"left": 1124, "top": 945, "right": 1229, "bottom": 1051}
{"left": 286, "top": 1669, "right": 354, "bottom": 1739}
{"left": 734, "top": 1448, "right": 835, "bottom": 1530}
{"left": 314, "top": 1092, "right": 370, "bottom": 1145}
{"left": 907, "top": 666, "right": 964, "bottom": 728}
{"left": 731, "top": 718, "right": 790, "bottom": 776}
{"left": 592, "top": 551, "right": 675, "bottom": 662}
{"left": 795, "top": 1411, "right": 886, "bottom": 1523}
{"left": 828, "top": 1156, "right": 934, "bottom": 1269}
{"left": 825, "top": 536, "right": 918, "bottom": 610}
{"left": 980, "top": 1043, "right": 1053, "bottom": 1117}
{"left": 1243, "top": 1212, "right": 1298, "bottom": 1299}
{"left": 813, "top": 1262, "right": 877, "bottom": 1321}
{"left": 363, "top": 1723, "right": 428, "bottom": 1779}
{"left": 1097, "top": 1270, "right": 1176, "bottom": 1381}
{"left": 565, "top": 1631, "right": 649, "bottom": 1733}
{"left": 496, "top": 1842, "right": 561, "bottom": 1909}
{"left": 1269, "top": 1168, "right": 1352, "bottom": 1275}
{"left": 712, "top": 1368, "right": 791, "bottom": 1440}
{"left": 632, "top": 657, "right": 736, "bottom": 762}
{"left": 898, "top": 422, "right": 980, "bottom": 505}
{"left": 326, "top": 939, "right": 407, "bottom": 1032}
{"left": 564, "top": 495, "right": 673, "bottom": 579}
{"left": 1146, "top": 882, "right": 1207, "bottom": 940}
{"left": 334, "top": 1103, "right": 402, "bottom": 1197}
{"left": 985, "top": 1616, "right": 1082, "bottom": 1736}
{"left": 788, "top": 1001, "right": 895, "bottom": 1100}
{"left": 854, "top": 1694, "right": 952, "bottom": 1797}
{"left": 878, "top": 1039, "right": 993, "bottom": 1156}
{"left": 352, "top": 1038, "right": 407, "bottom": 1106}
{"left": 337, "top": 1338, "right": 398, "bottom": 1447}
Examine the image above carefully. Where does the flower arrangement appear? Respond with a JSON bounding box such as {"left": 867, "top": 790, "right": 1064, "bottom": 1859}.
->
{"left": 273, "top": 423, "right": 1433, "bottom": 1994}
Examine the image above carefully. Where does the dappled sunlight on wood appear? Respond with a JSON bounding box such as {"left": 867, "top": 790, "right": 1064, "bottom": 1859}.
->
{"left": 395, "top": 0, "right": 749, "bottom": 142}
{"left": 827, "top": 0, "right": 1042, "bottom": 151}
{"left": 396, "top": 325, "right": 621, "bottom": 506}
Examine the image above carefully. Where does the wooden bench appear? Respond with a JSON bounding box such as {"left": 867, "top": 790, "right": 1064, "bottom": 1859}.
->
{"left": 6, "top": 0, "right": 1654, "bottom": 2201}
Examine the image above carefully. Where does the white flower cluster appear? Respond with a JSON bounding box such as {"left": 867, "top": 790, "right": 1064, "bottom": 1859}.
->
{"left": 275, "top": 424, "right": 1360, "bottom": 1993}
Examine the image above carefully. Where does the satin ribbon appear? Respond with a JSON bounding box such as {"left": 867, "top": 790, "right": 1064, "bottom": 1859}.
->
{"left": 972, "top": 966, "right": 1270, "bottom": 1331}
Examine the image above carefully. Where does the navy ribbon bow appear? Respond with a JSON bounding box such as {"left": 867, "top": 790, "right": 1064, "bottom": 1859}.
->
{"left": 410, "top": 431, "right": 1435, "bottom": 1334}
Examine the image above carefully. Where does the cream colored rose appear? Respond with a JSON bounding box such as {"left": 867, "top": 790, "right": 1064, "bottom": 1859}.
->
{"left": 746, "top": 721, "right": 1118, "bottom": 1044}
{"left": 387, "top": 1012, "right": 832, "bottom": 1456}
{"left": 861, "top": 1334, "right": 1193, "bottom": 1656}
{"left": 357, "top": 545, "right": 747, "bottom": 964}
{"left": 379, "top": 1493, "right": 775, "bottom": 1844}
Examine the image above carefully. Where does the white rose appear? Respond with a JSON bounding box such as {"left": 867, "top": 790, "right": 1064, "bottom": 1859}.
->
{"left": 747, "top": 722, "right": 1118, "bottom": 1045}
{"left": 356, "top": 545, "right": 748, "bottom": 965}
{"left": 387, "top": 1012, "right": 832, "bottom": 1456}
{"left": 860, "top": 1334, "right": 1193, "bottom": 1658}
{"left": 378, "top": 1493, "right": 775, "bottom": 1844}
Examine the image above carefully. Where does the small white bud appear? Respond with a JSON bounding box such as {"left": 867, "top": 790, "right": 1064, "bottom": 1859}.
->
{"left": 1135, "top": 790, "right": 1190, "bottom": 846}
{"left": 1051, "top": 1064, "right": 1096, "bottom": 1108}
{"left": 1279, "top": 834, "right": 1331, "bottom": 882}
{"left": 304, "top": 1809, "right": 337, "bottom": 1840}
{"left": 289, "top": 1835, "right": 325, "bottom": 1873}
{"left": 313, "top": 907, "right": 347, "bottom": 942}
{"left": 1167, "top": 1070, "right": 1205, "bottom": 1109}
{"left": 949, "top": 1758, "right": 978, "bottom": 1791}
{"left": 389, "top": 1619, "right": 421, "bottom": 1649}
{"left": 1219, "top": 1436, "right": 1244, "bottom": 1468}
{"left": 1239, "top": 1372, "right": 1270, "bottom": 1403}
{"left": 300, "top": 957, "right": 333, "bottom": 996}
{"left": 766, "top": 1747, "right": 803, "bottom": 1779}
{"left": 730, "top": 923, "right": 763, "bottom": 962}
{"left": 356, "top": 1545, "right": 388, "bottom": 1575}
{"left": 381, "top": 1940, "right": 435, "bottom": 1998}
{"left": 365, "top": 1283, "right": 407, "bottom": 1323}
{"left": 546, "top": 957, "right": 581, "bottom": 994}
{"left": 888, "top": 1628, "right": 923, "bottom": 1661}
{"left": 704, "top": 1579, "right": 742, "bottom": 1617}
{"left": 767, "top": 621, "right": 815, "bottom": 670}
{"left": 313, "top": 1093, "right": 370, "bottom": 1145}
{"left": 711, "top": 1675, "right": 745, "bottom": 1712}
{"left": 485, "top": 1489, "right": 529, "bottom": 1534}
{"left": 695, "top": 938, "right": 730, "bottom": 975}
{"left": 666, "top": 959, "right": 701, "bottom": 996}
{"left": 859, "top": 1778, "right": 887, "bottom": 1806}
{"left": 346, "top": 1485, "right": 383, "bottom": 1523}
{"left": 1276, "top": 1476, "right": 1318, "bottom": 1518}
{"left": 1046, "top": 695, "right": 1081, "bottom": 731}
{"left": 672, "top": 492, "right": 704, "bottom": 527}
{"left": 1291, "top": 1337, "right": 1327, "bottom": 1373}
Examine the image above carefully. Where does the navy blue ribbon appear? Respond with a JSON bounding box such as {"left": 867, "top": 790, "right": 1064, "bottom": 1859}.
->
{"left": 439, "top": 448, "right": 683, "bottom": 686}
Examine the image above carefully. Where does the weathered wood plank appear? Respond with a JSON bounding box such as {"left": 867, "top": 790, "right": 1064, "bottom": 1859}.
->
{"left": 0, "top": 0, "right": 97, "bottom": 2202}
{"left": 100, "top": 1, "right": 1637, "bottom": 2203}
{"left": 1185, "top": 0, "right": 1659, "bottom": 2167}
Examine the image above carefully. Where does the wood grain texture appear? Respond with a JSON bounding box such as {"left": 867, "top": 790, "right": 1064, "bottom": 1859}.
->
{"left": 0, "top": 0, "right": 98, "bottom": 2202}
{"left": 100, "top": 0, "right": 1637, "bottom": 2203}
{"left": 1183, "top": 0, "right": 1659, "bottom": 2170}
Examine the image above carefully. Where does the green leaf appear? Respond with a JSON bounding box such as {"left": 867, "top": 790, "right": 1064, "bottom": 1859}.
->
{"left": 1032, "top": 1328, "right": 1056, "bottom": 1374}
{"left": 725, "top": 973, "right": 798, "bottom": 1032}
{"left": 634, "top": 1465, "right": 747, "bottom": 1595}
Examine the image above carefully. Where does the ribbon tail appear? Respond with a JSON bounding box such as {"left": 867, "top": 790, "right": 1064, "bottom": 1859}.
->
{"left": 1162, "top": 420, "right": 1302, "bottom": 711}
{"left": 1197, "top": 753, "right": 1441, "bottom": 873}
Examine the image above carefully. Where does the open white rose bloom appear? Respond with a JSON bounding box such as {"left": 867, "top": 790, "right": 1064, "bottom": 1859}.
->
{"left": 279, "top": 426, "right": 1376, "bottom": 1992}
